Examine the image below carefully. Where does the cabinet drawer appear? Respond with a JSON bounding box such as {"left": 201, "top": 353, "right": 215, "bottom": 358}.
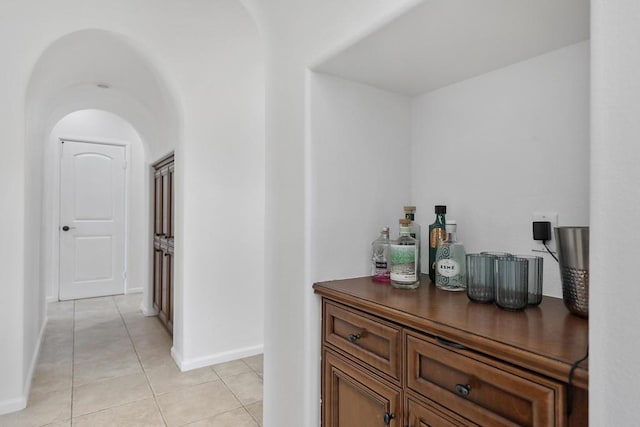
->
{"left": 324, "top": 302, "right": 402, "bottom": 382}
{"left": 406, "top": 393, "right": 478, "bottom": 427}
{"left": 406, "top": 333, "right": 564, "bottom": 427}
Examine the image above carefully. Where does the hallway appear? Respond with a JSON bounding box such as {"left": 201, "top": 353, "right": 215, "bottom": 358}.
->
{"left": 0, "top": 294, "right": 263, "bottom": 426}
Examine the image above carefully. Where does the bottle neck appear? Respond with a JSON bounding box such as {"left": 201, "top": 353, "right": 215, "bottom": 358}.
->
{"left": 399, "top": 226, "right": 411, "bottom": 236}
{"left": 446, "top": 231, "right": 457, "bottom": 243}
{"left": 405, "top": 213, "right": 415, "bottom": 222}
{"left": 436, "top": 213, "right": 446, "bottom": 225}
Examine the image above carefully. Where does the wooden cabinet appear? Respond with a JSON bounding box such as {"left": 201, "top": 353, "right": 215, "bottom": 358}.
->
{"left": 314, "top": 276, "right": 589, "bottom": 427}
{"left": 152, "top": 153, "right": 174, "bottom": 334}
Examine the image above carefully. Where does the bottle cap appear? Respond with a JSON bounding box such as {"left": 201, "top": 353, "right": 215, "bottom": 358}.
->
{"left": 446, "top": 219, "right": 457, "bottom": 232}
{"left": 399, "top": 218, "right": 411, "bottom": 226}
{"left": 435, "top": 205, "right": 446, "bottom": 214}
{"left": 381, "top": 226, "right": 389, "bottom": 232}
{"left": 404, "top": 206, "right": 416, "bottom": 212}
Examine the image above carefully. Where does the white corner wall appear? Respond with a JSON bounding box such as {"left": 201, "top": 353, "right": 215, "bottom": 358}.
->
{"left": 591, "top": 0, "right": 640, "bottom": 424}
{"left": 43, "top": 110, "right": 147, "bottom": 301}
{"left": 240, "top": 1, "right": 422, "bottom": 425}
{"left": 177, "top": 2, "right": 264, "bottom": 369}
{"left": 310, "top": 72, "right": 412, "bottom": 283}
{"left": 412, "top": 41, "right": 590, "bottom": 298}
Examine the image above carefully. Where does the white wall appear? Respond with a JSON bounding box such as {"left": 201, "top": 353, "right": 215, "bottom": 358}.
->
{"left": 412, "top": 41, "right": 590, "bottom": 298}
{"left": 43, "top": 109, "right": 147, "bottom": 302}
{"left": 310, "top": 72, "right": 412, "bottom": 282}
{"left": 1, "top": 0, "right": 264, "bottom": 412}
{"left": 178, "top": 11, "right": 265, "bottom": 366}
{"left": 591, "top": 0, "right": 640, "bottom": 423}
{"left": 240, "top": 1, "right": 422, "bottom": 426}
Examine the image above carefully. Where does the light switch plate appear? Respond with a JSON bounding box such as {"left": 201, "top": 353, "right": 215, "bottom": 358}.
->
{"left": 532, "top": 212, "right": 558, "bottom": 254}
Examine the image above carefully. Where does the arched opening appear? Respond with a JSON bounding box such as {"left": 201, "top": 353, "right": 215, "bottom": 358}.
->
{"left": 2, "top": 1, "right": 265, "bottom": 418}
{"left": 22, "top": 28, "right": 182, "bottom": 393}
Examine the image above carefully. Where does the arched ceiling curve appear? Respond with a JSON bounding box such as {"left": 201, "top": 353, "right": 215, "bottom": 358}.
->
{"left": 26, "top": 28, "right": 180, "bottom": 154}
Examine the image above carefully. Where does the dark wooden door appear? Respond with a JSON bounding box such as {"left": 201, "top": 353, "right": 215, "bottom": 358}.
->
{"left": 152, "top": 153, "right": 174, "bottom": 334}
{"left": 323, "top": 350, "right": 401, "bottom": 427}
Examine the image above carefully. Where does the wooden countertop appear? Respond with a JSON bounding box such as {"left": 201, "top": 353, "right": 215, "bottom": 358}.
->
{"left": 313, "top": 275, "right": 588, "bottom": 389}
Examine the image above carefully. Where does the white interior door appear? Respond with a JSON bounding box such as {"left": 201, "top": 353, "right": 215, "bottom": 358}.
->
{"left": 59, "top": 140, "right": 126, "bottom": 300}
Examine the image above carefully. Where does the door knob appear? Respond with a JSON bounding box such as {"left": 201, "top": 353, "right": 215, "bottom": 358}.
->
{"left": 61, "top": 226, "right": 75, "bottom": 231}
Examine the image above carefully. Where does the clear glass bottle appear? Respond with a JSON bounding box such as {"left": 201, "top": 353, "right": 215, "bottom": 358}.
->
{"left": 435, "top": 219, "right": 467, "bottom": 291}
{"left": 371, "top": 227, "right": 391, "bottom": 283}
{"left": 390, "top": 219, "right": 420, "bottom": 289}
{"left": 404, "top": 206, "right": 421, "bottom": 274}
{"left": 428, "top": 205, "right": 447, "bottom": 283}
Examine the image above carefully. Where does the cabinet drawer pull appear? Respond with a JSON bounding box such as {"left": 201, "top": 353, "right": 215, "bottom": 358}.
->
{"left": 383, "top": 412, "right": 395, "bottom": 425}
{"left": 347, "top": 333, "right": 361, "bottom": 343}
{"left": 455, "top": 383, "right": 471, "bottom": 397}
{"left": 436, "top": 336, "right": 468, "bottom": 350}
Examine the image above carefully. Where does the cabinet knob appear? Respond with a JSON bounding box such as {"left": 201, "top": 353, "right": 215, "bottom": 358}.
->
{"left": 347, "top": 333, "right": 361, "bottom": 343}
{"left": 383, "top": 412, "right": 395, "bottom": 425}
{"left": 455, "top": 383, "right": 471, "bottom": 397}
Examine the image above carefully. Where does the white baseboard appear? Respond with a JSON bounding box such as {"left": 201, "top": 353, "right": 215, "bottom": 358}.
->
{"left": 125, "top": 287, "right": 143, "bottom": 294}
{"left": 140, "top": 303, "right": 158, "bottom": 317}
{"left": 0, "top": 317, "right": 48, "bottom": 415}
{"left": 24, "top": 317, "right": 48, "bottom": 400}
{"left": 0, "top": 396, "right": 27, "bottom": 416}
{"left": 172, "top": 344, "right": 264, "bottom": 372}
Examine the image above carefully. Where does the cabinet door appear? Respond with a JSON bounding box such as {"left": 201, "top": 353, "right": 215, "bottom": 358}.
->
{"left": 168, "top": 164, "right": 174, "bottom": 238}
{"left": 153, "top": 248, "right": 163, "bottom": 311}
{"left": 324, "top": 350, "right": 401, "bottom": 427}
{"left": 161, "top": 166, "right": 171, "bottom": 238}
{"left": 406, "top": 395, "right": 477, "bottom": 427}
{"left": 160, "top": 252, "right": 173, "bottom": 333}
{"left": 154, "top": 171, "right": 163, "bottom": 237}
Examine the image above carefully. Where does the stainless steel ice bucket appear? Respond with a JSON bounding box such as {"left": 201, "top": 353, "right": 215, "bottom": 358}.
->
{"left": 554, "top": 226, "right": 589, "bottom": 317}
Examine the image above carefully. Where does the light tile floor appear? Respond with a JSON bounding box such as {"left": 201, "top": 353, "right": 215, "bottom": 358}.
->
{"left": 0, "top": 294, "right": 263, "bottom": 427}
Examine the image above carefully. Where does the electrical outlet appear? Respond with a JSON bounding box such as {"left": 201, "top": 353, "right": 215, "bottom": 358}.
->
{"left": 532, "top": 212, "right": 558, "bottom": 254}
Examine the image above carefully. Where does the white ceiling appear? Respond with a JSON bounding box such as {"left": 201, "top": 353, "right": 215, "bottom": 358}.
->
{"left": 314, "top": 0, "right": 590, "bottom": 96}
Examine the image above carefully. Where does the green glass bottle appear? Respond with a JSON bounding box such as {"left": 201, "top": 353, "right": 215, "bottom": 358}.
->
{"left": 428, "top": 205, "right": 447, "bottom": 283}
{"left": 390, "top": 219, "right": 420, "bottom": 289}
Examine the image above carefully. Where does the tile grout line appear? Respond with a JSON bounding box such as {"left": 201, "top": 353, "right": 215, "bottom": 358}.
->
{"left": 115, "top": 296, "right": 170, "bottom": 427}
{"left": 172, "top": 361, "right": 261, "bottom": 426}
{"left": 217, "top": 360, "right": 262, "bottom": 426}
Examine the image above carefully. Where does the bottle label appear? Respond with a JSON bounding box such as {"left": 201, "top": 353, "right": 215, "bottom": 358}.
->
{"left": 390, "top": 245, "right": 417, "bottom": 281}
{"left": 430, "top": 228, "right": 446, "bottom": 249}
{"left": 375, "top": 261, "right": 388, "bottom": 269}
{"left": 437, "top": 259, "right": 460, "bottom": 278}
